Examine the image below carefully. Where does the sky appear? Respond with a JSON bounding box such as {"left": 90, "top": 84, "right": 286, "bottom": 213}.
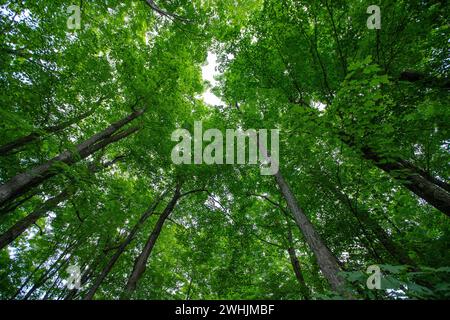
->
{"left": 201, "top": 52, "right": 225, "bottom": 107}
{"left": 200, "top": 52, "right": 327, "bottom": 112}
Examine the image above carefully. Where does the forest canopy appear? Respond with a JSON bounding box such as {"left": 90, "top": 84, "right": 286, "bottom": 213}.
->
{"left": 0, "top": 0, "right": 449, "bottom": 300}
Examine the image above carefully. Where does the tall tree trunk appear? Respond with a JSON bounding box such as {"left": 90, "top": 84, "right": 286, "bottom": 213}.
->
{"left": 0, "top": 109, "right": 143, "bottom": 208}
{"left": 22, "top": 240, "right": 76, "bottom": 300}
{"left": 326, "top": 176, "right": 416, "bottom": 266}
{"left": 83, "top": 192, "right": 166, "bottom": 300}
{"left": 0, "top": 191, "right": 71, "bottom": 251}
{"left": 248, "top": 193, "right": 313, "bottom": 299}
{"left": 63, "top": 257, "right": 97, "bottom": 300}
{"left": 274, "top": 171, "right": 348, "bottom": 295}
{"left": 0, "top": 189, "right": 40, "bottom": 215}
{"left": 43, "top": 274, "right": 64, "bottom": 300}
{"left": 256, "top": 134, "right": 348, "bottom": 295}
{"left": 122, "top": 184, "right": 182, "bottom": 299}
{"left": 0, "top": 107, "right": 96, "bottom": 156}
{"left": 10, "top": 253, "right": 50, "bottom": 299}
{"left": 361, "top": 147, "right": 450, "bottom": 216}
{"left": 285, "top": 220, "right": 311, "bottom": 300}
{"left": 0, "top": 156, "right": 125, "bottom": 250}
{"left": 23, "top": 258, "right": 69, "bottom": 300}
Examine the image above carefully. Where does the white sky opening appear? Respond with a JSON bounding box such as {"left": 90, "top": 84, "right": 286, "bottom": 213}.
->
{"left": 201, "top": 52, "right": 226, "bottom": 107}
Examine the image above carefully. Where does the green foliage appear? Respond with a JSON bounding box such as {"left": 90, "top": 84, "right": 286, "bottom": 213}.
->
{"left": 0, "top": 0, "right": 448, "bottom": 301}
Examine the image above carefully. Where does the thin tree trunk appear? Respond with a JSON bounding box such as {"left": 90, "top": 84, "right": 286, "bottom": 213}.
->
{"left": 0, "top": 156, "right": 124, "bottom": 250}
{"left": 122, "top": 184, "right": 182, "bottom": 299}
{"left": 24, "top": 258, "right": 69, "bottom": 300}
{"left": 42, "top": 274, "right": 64, "bottom": 300}
{"left": 0, "top": 189, "right": 40, "bottom": 215}
{"left": 0, "top": 107, "right": 96, "bottom": 156}
{"left": 0, "top": 191, "right": 71, "bottom": 251}
{"left": 65, "top": 258, "right": 99, "bottom": 300}
{"left": 22, "top": 241, "right": 76, "bottom": 300}
{"left": 10, "top": 254, "right": 49, "bottom": 299}
{"left": 0, "top": 109, "right": 144, "bottom": 208}
{"left": 285, "top": 221, "right": 311, "bottom": 300}
{"left": 327, "top": 177, "right": 416, "bottom": 266}
{"left": 83, "top": 191, "right": 166, "bottom": 300}
{"left": 63, "top": 257, "right": 97, "bottom": 300}
{"left": 245, "top": 193, "right": 314, "bottom": 299}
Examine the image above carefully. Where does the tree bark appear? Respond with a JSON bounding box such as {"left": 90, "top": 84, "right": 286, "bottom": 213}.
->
{"left": 0, "top": 107, "right": 95, "bottom": 156}
{"left": 0, "top": 189, "right": 40, "bottom": 215}
{"left": 256, "top": 134, "right": 348, "bottom": 295}
{"left": 285, "top": 220, "right": 311, "bottom": 300}
{"left": 144, "top": 0, "right": 190, "bottom": 22}
{"left": 83, "top": 191, "right": 166, "bottom": 300}
{"left": 0, "top": 190, "right": 71, "bottom": 251}
{"left": 361, "top": 146, "right": 450, "bottom": 216}
{"left": 122, "top": 184, "right": 182, "bottom": 299}
{"left": 0, "top": 156, "right": 125, "bottom": 251}
{"left": 21, "top": 240, "right": 76, "bottom": 300}
{"left": 274, "top": 171, "right": 348, "bottom": 296}
{"left": 0, "top": 109, "right": 143, "bottom": 208}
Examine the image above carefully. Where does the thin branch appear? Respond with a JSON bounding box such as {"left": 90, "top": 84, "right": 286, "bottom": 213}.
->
{"left": 180, "top": 189, "right": 208, "bottom": 198}
{"left": 144, "top": 0, "right": 191, "bottom": 23}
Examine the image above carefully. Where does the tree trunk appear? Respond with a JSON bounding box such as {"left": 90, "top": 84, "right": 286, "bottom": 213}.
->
{"left": 65, "top": 258, "right": 99, "bottom": 300}
{"left": 0, "top": 191, "right": 71, "bottom": 251}
{"left": 10, "top": 254, "right": 49, "bottom": 299}
{"left": 22, "top": 241, "right": 76, "bottom": 300}
{"left": 0, "top": 107, "right": 95, "bottom": 156}
{"left": 0, "top": 109, "right": 143, "bottom": 208}
{"left": 0, "top": 189, "right": 40, "bottom": 215}
{"left": 274, "top": 171, "right": 348, "bottom": 296}
{"left": 256, "top": 134, "right": 348, "bottom": 295}
{"left": 285, "top": 220, "right": 311, "bottom": 300}
{"left": 122, "top": 185, "right": 182, "bottom": 299}
{"left": 42, "top": 274, "right": 64, "bottom": 300}
{"left": 23, "top": 258, "right": 69, "bottom": 300}
{"left": 83, "top": 191, "right": 166, "bottom": 300}
{"left": 327, "top": 178, "right": 416, "bottom": 266}
{"left": 0, "top": 156, "right": 125, "bottom": 250}
{"left": 361, "top": 147, "right": 450, "bottom": 216}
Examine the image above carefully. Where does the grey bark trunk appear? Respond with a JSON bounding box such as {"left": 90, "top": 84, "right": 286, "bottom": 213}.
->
{"left": 122, "top": 185, "right": 182, "bottom": 299}
{"left": 274, "top": 171, "right": 348, "bottom": 295}
{"left": 0, "top": 156, "right": 124, "bottom": 250}
{"left": 285, "top": 221, "right": 311, "bottom": 300}
{"left": 0, "top": 190, "right": 71, "bottom": 251}
{"left": 0, "top": 108, "right": 95, "bottom": 156}
{"left": 0, "top": 109, "right": 143, "bottom": 208}
{"left": 362, "top": 147, "right": 450, "bottom": 216}
{"left": 83, "top": 192, "right": 165, "bottom": 300}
